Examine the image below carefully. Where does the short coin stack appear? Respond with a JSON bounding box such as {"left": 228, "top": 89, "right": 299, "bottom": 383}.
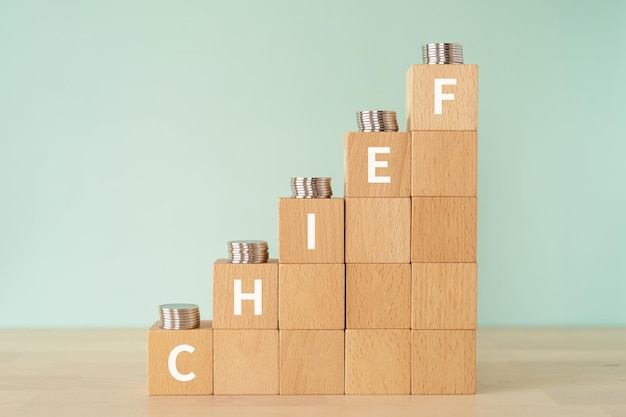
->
{"left": 227, "top": 240, "right": 269, "bottom": 263}
{"left": 159, "top": 303, "right": 200, "bottom": 330}
{"left": 423, "top": 43, "right": 464, "bottom": 64}
{"left": 291, "top": 177, "right": 333, "bottom": 198}
{"left": 357, "top": 110, "right": 399, "bottom": 132}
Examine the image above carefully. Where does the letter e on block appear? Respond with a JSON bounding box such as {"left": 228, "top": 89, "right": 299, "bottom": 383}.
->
{"left": 344, "top": 132, "right": 410, "bottom": 197}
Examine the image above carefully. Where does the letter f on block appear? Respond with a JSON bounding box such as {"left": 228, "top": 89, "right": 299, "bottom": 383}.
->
{"left": 233, "top": 279, "right": 263, "bottom": 315}
{"left": 434, "top": 78, "right": 457, "bottom": 114}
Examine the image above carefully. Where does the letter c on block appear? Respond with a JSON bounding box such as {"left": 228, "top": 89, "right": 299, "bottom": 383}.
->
{"left": 168, "top": 344, "right": 196, "bottom": 382}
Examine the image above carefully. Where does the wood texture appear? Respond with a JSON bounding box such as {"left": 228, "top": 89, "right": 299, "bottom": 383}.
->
{"left": 4, "top": 328, "right": 626, "bottom": 415}
{"left": 344, "top": 132, "right": 411, "bottom": 198}
{"left": 147, "top": 321, "right": 213, "bottom": 395}
{"left": 412, "top": 263, "right": 477, "bottom": 329}
{"left": 278, "top": 198, "right": 344, "bottom": 264}
{"left": 412, "top": 330, "right": 476, "bottom": 394}
{"left": 213, "top": 330, "right": 279, "bottom": 395}
{"left": 346, "top": 263, "right": 411, "bottom": 329}
{"left": 411, "top": 197, "right": 477, "bottom": 262}
{"left": 345, "top": 198, "right": 411, "bottom": 263}
{"left": 280, "top": 330, "right": 345, "bottom": 395}
{"left": 279, "top": 264, "right": 345, "bottom": 330}
{"left": 411, "top": 131, "right": 477, "bottom": 197}
{"left": 345, "top": 329, "right": 411, "bottom": 395}
{"left": 406, "top": 64, "right": 478, "bottom": 131}
{"left": 212, "top": 259, "right": 278, "bottom": 329}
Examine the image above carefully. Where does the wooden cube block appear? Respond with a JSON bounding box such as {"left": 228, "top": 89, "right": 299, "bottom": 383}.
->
{"left": 412, "top": 263, "right": 477, "bottom": 330}
{"left": 147, "top": 321, "right": 213, "bottom": 395}
{"left": 412, "top": 131, "right": 477, "bottom": 197}
{"left": 345, "top": 329, "right": 411, "bottom": 394}
{"left": 213, "top": 330, "right": 279, "bottom": 395}
{"left": 213, "top": 259, "right": 278, "bottom": 329}
{"left": 411, "top": 197, "right": 476, "bottom": 262}
{"left": 278, "top": 198, "right": 344, "bottom": 264}
{"left": 280, "top": 330, "right": 344, "bottom": 394}
{"left": 344, "top": 132, "right": 411, "bottom": 198}
{"left": 345, "top": 198, "right": 411, "bottom": 263}
{"left": 279, "top": 264, "right": 344, "bottom": 329}
{"left": 346, "top": 264, "right": 411, "bottom": 329}
{"left": 406, "top": 64, "right": 478, "bottom": 131}
{"left": 412, "top": 330, "right": 476, "bottom": 394}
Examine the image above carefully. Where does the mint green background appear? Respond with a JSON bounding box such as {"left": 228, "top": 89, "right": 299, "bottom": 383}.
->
{"left": 1, "top": 1, "right": 625, "bottom": 327}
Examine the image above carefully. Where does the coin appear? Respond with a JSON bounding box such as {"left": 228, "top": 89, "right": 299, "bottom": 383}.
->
{"left": 158, "top": 303, "right": 200, "bottom": 330}
{"left": 423, "top": 43, "right": 464, "bottom": 64}
{"left": 227, "top": 240, "right": 269, "bottom": 263}
{"left": 291, "top": 177, "right": 333, "bottom": 198}
{"left": 357, "top": 111, "right": 398, "bottom": 132}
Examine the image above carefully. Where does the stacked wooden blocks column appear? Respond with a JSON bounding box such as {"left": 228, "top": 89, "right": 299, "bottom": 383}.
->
{"left": 344, "top": 131, "right": 412, "bottom": 394}
{"left": 212, "top": 260, "right": 279, "bottom": 394}
{"left": 407, "top": 63, "right": 478, "bottom": 394}
{"left": 147, "top": 50, "right": 480, "bottom": 398}
{"left": 278, "top": 197, "right": 345, "bottom": 394}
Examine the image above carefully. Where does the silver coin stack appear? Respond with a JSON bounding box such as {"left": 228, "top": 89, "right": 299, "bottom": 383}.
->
{"left": 227, "top": 240, "right": 269, "bottom": 263}
{"left": 159, "top": 303, "right": 200, "bottom": 330}
{"left": 423, "top": 43, "right": 463, "bottom": 64}
{"left": 291, "top": 177, "right": 332, "bottom": 198}
{"left": 357, "top": 111, "right": 399, "bottom": 132}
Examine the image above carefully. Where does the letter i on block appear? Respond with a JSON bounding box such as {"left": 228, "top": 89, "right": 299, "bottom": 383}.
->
{"left": 278, "top": 198, "right": 344, "bottom": 263}
{"left": 406, "top": 64, "right": 478, "bottom": 131}
{"left": 147, "top": 321, "right": 213, "bottom": 395}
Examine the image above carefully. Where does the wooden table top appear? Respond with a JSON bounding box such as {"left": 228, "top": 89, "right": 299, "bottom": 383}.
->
{"left": 1, "top": 328, "right": 625, "bottom": 416}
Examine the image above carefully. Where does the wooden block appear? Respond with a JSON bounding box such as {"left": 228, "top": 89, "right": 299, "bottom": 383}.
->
{"left": 345, "top": 198, "right": 411, "bottom": 263}
{"left": 412, "top": 263, "right": 477, "bottom": 330}
{"left": 412, "top": 330, "right": 476, "bottom": 394}
{"left": 406, "top": 64, "right": 478, "bottom": 131}
{"left": 280, "top": 330, "right": 344, "bottom": 394}
{"left": 346, "top": 263, "right": 411, "bottom": 329}
{"left": 412, "top": 131, "right": 477, "bottom": 197}
{"left": 212, "top": 259, "right": 278, "bottom": 329}
{"left": 213, "top": 330, "right": 279, "bottom": 395}
{"left": 278, "top": 198, "right": 344, "bottom": 264}
{"left": 279, "top": 264, "right": 345, "bottom": 329}
{"left": 411, "top": 197, "right": 476, "bottom": 262}
{"left": 344, "top": 132, "right": 411, "bottom": 198}
{"left": 345, "top": 329, "right": 411, "bottom": 395}
{"left": 147, "top": 321, "right": 213, "bottom": 395}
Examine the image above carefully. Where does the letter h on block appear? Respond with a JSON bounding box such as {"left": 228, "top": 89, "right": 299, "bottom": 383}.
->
{"left": 213, "top": 259, "right": 278, "bottom": 329}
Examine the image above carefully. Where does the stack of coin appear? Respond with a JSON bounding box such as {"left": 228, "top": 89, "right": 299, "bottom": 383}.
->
{"left": 423, "top": 43, "right": 463, "bottom": 64}
{"left": 227, "top": 240, "right": 269, "bottom": 263}
{"left": 291, "top": 177, "right": 332, "bottom": 198}
{"left": 159, "top": 303, "right": 200, "bottom": 330}
{"left": 357, "top": 111, "right": 398, "bottom": 132}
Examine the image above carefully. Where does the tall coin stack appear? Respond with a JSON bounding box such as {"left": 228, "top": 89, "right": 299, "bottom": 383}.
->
{"left": 291, "top": 177, "right": 333, "bottom": 198}
{"left": 159, "top": 303, "right": 200, "bottom": 330}
{"left": 357, "top": 110, "right": 399, "bottom": 132}
{"left": 227, "top": 240, "right": 269, "bottom": 263}
{"left": 422, "top": 43, "right": 464, "bottom": 64}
